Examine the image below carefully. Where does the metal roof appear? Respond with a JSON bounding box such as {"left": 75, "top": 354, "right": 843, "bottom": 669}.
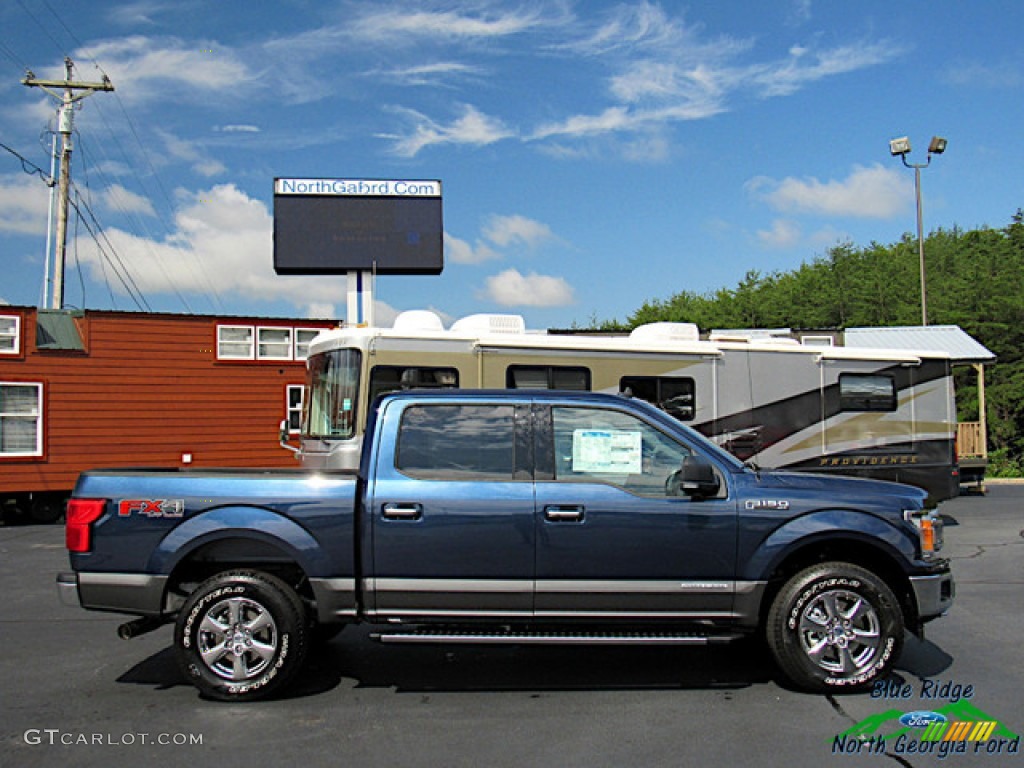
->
{"left": 35, "top": 310, "right": 85, "bottom": 352}
{"left": 844, "top": 325, "right": 995, "bottom": 364}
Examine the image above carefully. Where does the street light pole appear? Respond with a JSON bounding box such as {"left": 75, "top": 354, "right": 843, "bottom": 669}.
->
{"left": 913, "top": 162, "right": 926, "bottom": 326}
{"left": 888, "top": 136, "right": 947, "bottom": 326}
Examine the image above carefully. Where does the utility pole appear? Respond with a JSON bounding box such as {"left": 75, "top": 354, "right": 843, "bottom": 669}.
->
{"left": 22, "top": 57, "right": 114, "bottom": 310}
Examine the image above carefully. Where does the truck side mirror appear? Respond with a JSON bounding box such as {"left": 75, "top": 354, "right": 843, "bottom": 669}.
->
{"left": 677, "top": 456, "right": 720, "bottom": 499}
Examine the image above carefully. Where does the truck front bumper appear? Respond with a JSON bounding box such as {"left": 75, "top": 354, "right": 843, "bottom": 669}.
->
{"left": 909, "top": 563, "right": 955, "bottom": 622}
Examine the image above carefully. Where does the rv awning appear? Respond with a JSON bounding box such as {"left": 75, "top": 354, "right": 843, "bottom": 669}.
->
{"left": 844, "top": 325, "right": 995, "bottom": 364}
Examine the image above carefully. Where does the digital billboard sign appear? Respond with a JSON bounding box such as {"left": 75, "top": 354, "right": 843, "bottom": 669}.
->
{"left": 273, "top": 178, "right": 443, "bottom": 275}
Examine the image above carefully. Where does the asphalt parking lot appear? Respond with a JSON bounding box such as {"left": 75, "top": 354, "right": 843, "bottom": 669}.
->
{"left": 1, "top": 485, "right": 1021, "bottom": 768}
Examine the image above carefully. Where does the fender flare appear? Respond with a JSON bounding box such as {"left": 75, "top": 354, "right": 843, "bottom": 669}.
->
{"left": 150, "top": 505, "right": 329, "bottom": 578}
{"left": 741, "top": 508, "right": 917, "bottom": 583}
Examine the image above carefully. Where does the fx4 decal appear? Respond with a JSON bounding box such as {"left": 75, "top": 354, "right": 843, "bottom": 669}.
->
{"left": 118, "top": 499, "right": 186, "bottom": 518}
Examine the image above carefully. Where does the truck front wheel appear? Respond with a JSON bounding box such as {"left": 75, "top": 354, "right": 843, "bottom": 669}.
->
{"left": 174, "top": 570, "right": 308, "bottom": 701}
{"left": 766, "top": 562, "right": 903, "bottom": 692}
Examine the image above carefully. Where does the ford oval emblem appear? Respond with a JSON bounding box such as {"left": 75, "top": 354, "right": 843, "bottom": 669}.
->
{"left": 899, "top": 711, "right": 948, "bottom": 728}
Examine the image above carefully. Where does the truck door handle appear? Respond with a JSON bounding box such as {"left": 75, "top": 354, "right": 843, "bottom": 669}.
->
{"left": 544, "top": 505, "right": 584, "bottom": 522}
{"left": 382, "top": 503, "right": 423, "bottom": 521}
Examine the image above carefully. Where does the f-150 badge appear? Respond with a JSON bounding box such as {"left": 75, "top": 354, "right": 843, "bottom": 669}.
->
{"left": 118, "top": 499, "right": 186, "bottom": 518}
{"left": 745, "top": 499, "right": 791, "bottom": 510}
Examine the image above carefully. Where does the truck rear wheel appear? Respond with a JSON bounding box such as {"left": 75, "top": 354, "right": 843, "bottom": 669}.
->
{"left": 174, "top": 570, "right": 308, "bottom": 701}
{"left": 766, "top": 562, "right": 903, "bottom": 692}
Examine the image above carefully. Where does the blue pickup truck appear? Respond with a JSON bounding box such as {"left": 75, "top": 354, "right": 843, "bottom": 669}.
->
{"left": 59, "top": 390, "right": 953, "bottom": 701}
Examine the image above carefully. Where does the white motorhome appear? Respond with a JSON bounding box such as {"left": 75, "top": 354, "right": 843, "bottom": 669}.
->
{"left": 292, "top": 310, "right": 958, "bottom": 501}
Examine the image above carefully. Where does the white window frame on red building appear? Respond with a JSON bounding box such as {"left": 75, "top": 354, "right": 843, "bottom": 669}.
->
{"left": 0, "top": 381, "right": 43, "bottom": 457}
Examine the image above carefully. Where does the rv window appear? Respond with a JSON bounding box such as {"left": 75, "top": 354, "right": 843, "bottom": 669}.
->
{"left": 620, "top": 376, "right": 696, "bottom": 421}
{"left": 839, "top": 374, "right": 897, "bottom": 412}
{"left": 397, "top": 405, "right": 515, "bottom": 481}
{"left": 506, "top": 366, "right": 590, "bottom": 391}
{"left": 369, "top": 366, "right": 460, "bottom": 404}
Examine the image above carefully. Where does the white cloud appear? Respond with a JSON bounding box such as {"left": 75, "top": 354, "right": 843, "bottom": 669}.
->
{"left": 756, "top": 219, "right": 802, "bottom": 249}
{"left": 747, "top": 41, "right": 903, "bottom": 98}
{"left": 99, "top": 184, "right": 156, "bottom": 217}
{"left": 446, "top": 214, "right": 558, "bottom": 265}
{"left": 58, "top": 36, "right": 253, "bottom": 104}
{"left": 350, "top": 7, "right": 542, "bottom": 42}
{"left": 156, "top": 129, "right": 226, "bottom": 177}
{"left": 481, "top": 215, "right": 555, "bottom": 249}
{"left": 214, "top": 124, "right": 261, "bottom": 133}
{"left": 567, "top": 2, "right": 696, "bottom": 55}
{"left": 383, "top": 104, "right": 515, "bottom": 157}
{"left": 75, "top": 183, "right": 349, "bottom": 317}
{"left": 746, "top": 164, "right": 912, "bottom": 219}
{"left": 369, "top": 61, "right": 483, "bottom": 87}
{"left": 0, "top": 174, "right": 51, "bottom": 235}
{"left": 943, "top": 59, "right": 1022, "bottom": 89}
{"left": 483, "top": 268, "right": 575, "bottom": 307}
{"left": 445, "top": 231, "right": 500, "bottom": 265}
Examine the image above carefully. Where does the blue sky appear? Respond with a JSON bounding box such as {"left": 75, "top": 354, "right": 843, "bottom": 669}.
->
{"left": 1, "top": 1, "right": 1021, "bottom": 329}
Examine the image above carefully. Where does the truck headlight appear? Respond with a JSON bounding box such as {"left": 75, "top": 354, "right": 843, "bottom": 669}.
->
{"left": 904, "top": 509, "right": 943, "bottom": 558}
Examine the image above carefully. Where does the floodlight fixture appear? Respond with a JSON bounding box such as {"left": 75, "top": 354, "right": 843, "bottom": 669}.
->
{"left": 928, "top": 136, "right": 948, "bottom": 155}
{"left": 889, "top": 136, "right": 911, "bottom": 156}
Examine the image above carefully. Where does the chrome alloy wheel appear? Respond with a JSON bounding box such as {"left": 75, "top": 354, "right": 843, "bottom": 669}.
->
{"left": 797, "top": 589, "right": 882, "bottom": 676}
{"left": 196, "top": 596, "right": 279, "bottom": 681}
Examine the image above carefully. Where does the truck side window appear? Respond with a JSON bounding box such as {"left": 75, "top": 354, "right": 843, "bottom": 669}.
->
{"left": 839, "top": 374, "right": 897, "bottom": 412}
{"left": 397, "top": 405, "right": 515, "bottom": 481}
{"left": 551, "top": 407, "right": 693, "bottom": 497}
{"left": 506, "top": 366, "right": 590, "bottom": 390}
{"left": 620, "top": 376, "right": 696, "bottom": 421}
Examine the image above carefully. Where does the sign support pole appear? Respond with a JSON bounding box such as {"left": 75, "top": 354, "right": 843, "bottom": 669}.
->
{"left": 346, "top": 270, "right": 374, "bottom": 326}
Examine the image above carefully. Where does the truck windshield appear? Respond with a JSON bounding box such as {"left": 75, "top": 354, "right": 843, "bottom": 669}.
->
{"left": 303, "top": 349, "right": 362, "bottom": 439}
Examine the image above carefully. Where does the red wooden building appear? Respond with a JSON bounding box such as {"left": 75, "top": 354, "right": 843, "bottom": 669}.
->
{"left": 0, "top": 306, "right": 336, "bottom": 522}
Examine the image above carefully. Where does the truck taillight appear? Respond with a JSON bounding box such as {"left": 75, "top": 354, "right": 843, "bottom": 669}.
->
{"left": 66, "top": 499, "right": 106, "bottom": 553}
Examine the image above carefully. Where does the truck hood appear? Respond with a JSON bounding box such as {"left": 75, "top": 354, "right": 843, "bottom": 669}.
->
{"left": 751, "top": 469, "right": 928, "bottom": 512}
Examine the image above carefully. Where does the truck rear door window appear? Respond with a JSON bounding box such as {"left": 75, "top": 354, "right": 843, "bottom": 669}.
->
{"left": 397, "top": 405, "right": 516, "bottom": 481}
{"left": 839, "top": 374, "right": 897, "bottom": 412}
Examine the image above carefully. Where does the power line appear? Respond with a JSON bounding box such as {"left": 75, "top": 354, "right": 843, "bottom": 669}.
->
{"left": 0, "top": 39, "right": 30, "bottom": 70}
{"left": 30, "top": 0, "right": 226, "bottom": 314}
{"left": 74, "top": 136, "right": 195, "bottom": 314}
{"left": 13, "top": 0, "right": 69, "bottom": 59}
{"left": 67, "top": 187, "right": 152, "bottom": 312}
{"left": 0, "top": 138, "right": 54, "bottom": 185}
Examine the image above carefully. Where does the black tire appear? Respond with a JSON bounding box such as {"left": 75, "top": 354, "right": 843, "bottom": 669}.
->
{"left": 175, "top": 570, "right": 308, "bottom": 701}
{"left": 766, "top": 562, "right": 904, "bottom": 692}
{"left": 30, "top": 495, "right": 65, "bottom": 524}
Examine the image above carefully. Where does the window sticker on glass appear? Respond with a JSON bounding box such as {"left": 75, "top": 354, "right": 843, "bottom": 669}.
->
{"left": 572, "top": 430, "right": 643, "bottom": 474}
